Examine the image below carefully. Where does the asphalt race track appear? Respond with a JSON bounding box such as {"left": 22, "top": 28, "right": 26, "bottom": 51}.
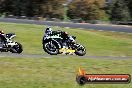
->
{"left": 0, "top": 18, "right": 132, "bottom": 33}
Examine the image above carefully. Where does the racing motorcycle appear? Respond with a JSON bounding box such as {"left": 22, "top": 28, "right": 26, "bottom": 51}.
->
{"left": 42, "top": 27, "right": 86, "bottom": 56}
{"left": 0, "top": 33, "right": 23, "bottom": 53}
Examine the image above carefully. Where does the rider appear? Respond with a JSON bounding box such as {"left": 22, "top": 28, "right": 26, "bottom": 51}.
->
{"left": 44, "top": 27, "right": 70, "bottom": 53}
{"left": 0, "top": 30, "right": 4, "bottom": 35}
{"left": 45, "top": 26, "right": 52, "bottom": 35}
{"left": 45, "top": 26, "right": 69, "bottom": 47}
{"left": 43, "top": 26, "right": 52, "bottom": 40}
{"left": 0, "top": 30, "right": 6, "bottom": 42}
{"left": 0, "top": 30, "right": 7, "bottom": 48}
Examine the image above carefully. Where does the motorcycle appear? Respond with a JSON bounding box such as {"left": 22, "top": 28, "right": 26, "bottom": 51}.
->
{"left": 42, "top": 27, "right": 86, "bottom": 56}
{"left": 0, "top": 33, "right": 23, "bottom": 53}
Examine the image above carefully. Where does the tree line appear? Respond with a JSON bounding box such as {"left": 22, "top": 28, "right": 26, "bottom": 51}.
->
{"left": 0, "top": 0, "right": 132, "bottom": 21}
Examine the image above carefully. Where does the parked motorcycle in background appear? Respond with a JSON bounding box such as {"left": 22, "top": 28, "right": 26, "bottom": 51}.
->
{"left": 0, "top": 33, "right": 23, "bottom": 53}
{"left": 42, "top": 27, "right": 86, "bottom": 56}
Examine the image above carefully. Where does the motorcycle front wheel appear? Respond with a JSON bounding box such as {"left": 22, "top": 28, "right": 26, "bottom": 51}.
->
{"left": 10, "top": 42, "right": 23, "bottom": 54}
{"left": 43, "top": 41, "right": 59, "bottom": 55}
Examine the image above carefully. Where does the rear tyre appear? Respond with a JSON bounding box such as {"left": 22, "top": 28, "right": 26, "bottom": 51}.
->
{"left": 43, "top": 41, "right": 59, "bottom": 55}
{"left": 10, "top": 42, "right": 23, "bottom": 54}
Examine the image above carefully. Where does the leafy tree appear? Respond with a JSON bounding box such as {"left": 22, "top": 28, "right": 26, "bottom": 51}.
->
{"left": 40, "top": 0, "right": 65, "bottom": 19}
{"left": 0, "top": 0, "right": 13, "bottom": 15}
{"left": 125, "top": 0, "right": 132, "bottom": 19}
{"left": 0, "top": 0, "right": 107, "bottom": 20}
{"left": 68, "top": 0, "right": 106, "bottom": 21}
{"left": 111, "top": 0, "right": 130, "bottom": 21}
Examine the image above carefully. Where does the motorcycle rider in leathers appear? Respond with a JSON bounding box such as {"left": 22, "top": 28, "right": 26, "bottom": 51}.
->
{"left": 44, "top": 27, "right": 74, "bottom": 54}
{"left": 0, "top": 30, "right": 6, "bottom": 43}
{"left": 0, "top": 30, "right": 7, "bottom": 48}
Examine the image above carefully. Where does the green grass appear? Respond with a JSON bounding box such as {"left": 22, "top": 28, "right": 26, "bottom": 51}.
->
{"left": 0, "top": 22, "right": 132, "bottom": 88}
{"left": 0, "top": 22, "right": 132, "bottom": 56}
{"left": 0, "top": 57, "right": 132, "bottom": 88}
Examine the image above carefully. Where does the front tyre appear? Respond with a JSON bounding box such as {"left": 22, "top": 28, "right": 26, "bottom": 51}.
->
{"left": 43, "top": 41, "right": 59, "bottom": 55}
{"left": 10, "top": 42, "right": 23, "bottom": 54}
{"left": 75, "top": 44, "right": 86, "bottom": 56}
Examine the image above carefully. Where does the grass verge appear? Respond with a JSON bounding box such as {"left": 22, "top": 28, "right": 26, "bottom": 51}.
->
{"left": 0, "top": 22, "right": 132, "bottom": 56}
{"left": 0, "top": 22, "right": 132, "bottom": 88}
{"left": 0, "top": 57, "right": 132, "bottom": 88}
